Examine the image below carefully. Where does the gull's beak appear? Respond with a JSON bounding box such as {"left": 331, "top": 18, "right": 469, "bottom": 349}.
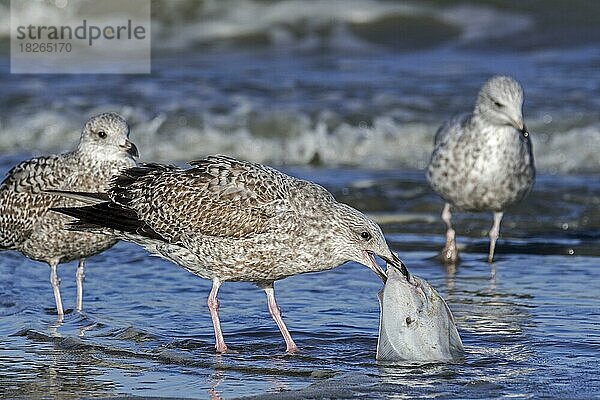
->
{"left": 363, "top": 250, "right": 388, "bottom": 283}
{"left": 121, "top": 139, "right": 139, "bottom": 157}
{"left": 382, "top": 252, "right": 411, "bottom": 282}
{"left": 512, "top": 119, "right": 529, "bottom": 138}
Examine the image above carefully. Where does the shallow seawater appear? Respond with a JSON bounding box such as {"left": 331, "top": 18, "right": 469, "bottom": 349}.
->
{"left": 0, "top": 163, "right": 598, "bottom": 399}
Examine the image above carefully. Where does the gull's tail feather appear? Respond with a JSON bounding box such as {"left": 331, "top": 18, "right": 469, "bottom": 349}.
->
{"left": 52, "top": 203, "right": 165, "bottom": 241}
{"left": 45, "top": 190, "right": 110, "bottom": 204}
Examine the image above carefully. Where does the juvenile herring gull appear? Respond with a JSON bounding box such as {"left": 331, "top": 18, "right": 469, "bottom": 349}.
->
{"left": 0, "top": 112, "right": 138, "bottom": 317}
{"left": 54, "top": 155, "right": 408, "bottom": 353}
{"left": 427, "top": 76, "right": 535, "bottom": 263}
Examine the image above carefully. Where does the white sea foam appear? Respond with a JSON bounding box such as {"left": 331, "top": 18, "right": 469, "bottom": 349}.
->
{"left": 533, "top": 125, "right": 600, "bottom": 174}
{"left": 439, "top": 4, "right": 531, "bottom": 44}
{"left": 0, "top": 108, "right": 597, "bottom": 174}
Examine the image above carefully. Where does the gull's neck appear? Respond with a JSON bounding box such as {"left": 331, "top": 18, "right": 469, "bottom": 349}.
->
{"left": 72, "top": 145, "right": 135, "bottom": 167}
{"left": 470, "top": 112, "right": 519, "bottom": 143}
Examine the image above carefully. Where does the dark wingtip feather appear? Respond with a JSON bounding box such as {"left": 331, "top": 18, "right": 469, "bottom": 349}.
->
{"left": 52, "top": 203, "right": 166, "bottom": 241}
{"left": 46, "top": 190, "right": 110, "bottom": 203}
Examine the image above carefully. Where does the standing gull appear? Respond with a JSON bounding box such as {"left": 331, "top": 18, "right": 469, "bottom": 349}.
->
{"left": 54, "top": 155, "right": 407, "bottom": 353}
{"left": 427, "top": 76, "right": 535, "bottom": 263}
{"left": 0, "top": 112, "right": 138, "bottom": 317}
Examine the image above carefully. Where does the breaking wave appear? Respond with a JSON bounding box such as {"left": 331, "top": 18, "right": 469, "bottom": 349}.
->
{"left": 0, "top": 108, "right": 597, "bottom": 174}
{"left": 0, "top": 0, "right": 534, "bottom": 51}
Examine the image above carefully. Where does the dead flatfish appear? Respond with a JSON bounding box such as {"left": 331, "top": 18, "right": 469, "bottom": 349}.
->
{"left": 376, "top": 262, "right": 463, "bottom": 362}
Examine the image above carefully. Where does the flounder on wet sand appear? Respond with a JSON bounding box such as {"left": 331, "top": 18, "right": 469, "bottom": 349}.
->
{"left": 376, "top": 262, "right": 463, "bottom": 362}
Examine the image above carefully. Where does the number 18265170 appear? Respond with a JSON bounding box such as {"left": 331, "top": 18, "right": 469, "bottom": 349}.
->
{"left": 18, "top": 42, "right": 72, "bottom": 52}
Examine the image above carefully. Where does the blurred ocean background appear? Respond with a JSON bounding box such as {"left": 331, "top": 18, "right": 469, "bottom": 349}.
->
{"left": 0, "top": 0, "right": 598, "bottom": 399}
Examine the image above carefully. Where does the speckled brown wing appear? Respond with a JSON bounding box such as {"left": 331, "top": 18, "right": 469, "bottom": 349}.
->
{"left": 0, "top": 155, "right": 71, "bottom": 248}
{"left": 1, "top": 155, "right": 67, "bottom": 193}
{"left": 108, "top": 156, "right": 289, "bottom": 243}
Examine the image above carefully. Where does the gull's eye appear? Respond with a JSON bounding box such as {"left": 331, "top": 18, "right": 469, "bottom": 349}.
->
{"left": 360, "top": 231, "right": 372, "bottom": 241}
{"left": 493, "top": 100, "right": 504, "bottom": 108}
{"left": 97, "top": 130, "right": 107, "bottom": 139}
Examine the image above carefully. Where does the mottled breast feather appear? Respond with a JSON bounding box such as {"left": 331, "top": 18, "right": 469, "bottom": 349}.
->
{"left": 109, "top": 156, "right": 289, "bottom": 242}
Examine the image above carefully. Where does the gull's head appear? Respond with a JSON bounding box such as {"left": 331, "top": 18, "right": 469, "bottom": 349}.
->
{"left": 78, "top": 112, "right": 139, "bottom": 159}
{"left": 475, "top": 75, "right": 527, "bottom": 136}
{"left": 332, "top": 203, "right": 407, "bottom": 283}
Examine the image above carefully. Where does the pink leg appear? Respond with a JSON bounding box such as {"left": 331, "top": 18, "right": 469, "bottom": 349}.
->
{"left": 76, "top": 258, "right": 85, "bottom": 312}
{"left": 488, "top": 212, "right": 503, "bottom": 263}
{"left": 49, "top": 260, "right": 64, "bottom": 320}
{"left": 207, "top": 278, "right": 227, "bottom": 353}
{"left": 440, "top": 203, "right": 458, "bottom": 264}
{"left": 263, "top": 283, "right": 298, "bottom": 353}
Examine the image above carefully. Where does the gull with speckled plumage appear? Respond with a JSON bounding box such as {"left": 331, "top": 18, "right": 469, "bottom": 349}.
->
{"left": 427, "top": 76, "right": 535, "bottom": 263}
{"left": 53, "top": 155, "right": 408, "bottom": 353}
{"left": 0, "top": 113, "right": 138, "bottom": 318}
